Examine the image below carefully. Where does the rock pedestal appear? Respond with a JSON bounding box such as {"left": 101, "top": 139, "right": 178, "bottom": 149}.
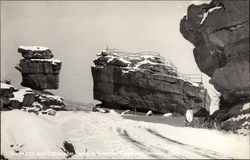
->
{"left": 91, "top": 50, "right": 211, "bottom": 115}
{"left": 16, "top": 46, "right": 62, "bottom": 90}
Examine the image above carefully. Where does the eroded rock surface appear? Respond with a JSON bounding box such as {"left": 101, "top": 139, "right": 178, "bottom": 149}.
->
{"left": 180, "top": 0, "right": 249, "bottom": 105}
{"left": 91, "top": 50, "right": 210, "bottom": 115}
{"left": 16, "top": 46, "right": 62, "bottom": 90}
{"left": 0, "top": 82, "right": 66, "bottom": 113}
{"left": 180, "top": 0, "right": 249, "bottom": 134}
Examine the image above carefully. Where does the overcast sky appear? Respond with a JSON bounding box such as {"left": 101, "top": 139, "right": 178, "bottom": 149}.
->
{"left": 1, "top": 1, "right": 218, "bottom": 112}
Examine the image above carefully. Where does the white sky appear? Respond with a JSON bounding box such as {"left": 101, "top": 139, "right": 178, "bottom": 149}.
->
{"left": 0, "top": 1, "right": 218, "bottom": 113}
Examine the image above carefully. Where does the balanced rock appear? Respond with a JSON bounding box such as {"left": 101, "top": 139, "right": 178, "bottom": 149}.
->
{"left": 16, "top": 46, "right": 62, "bottom": 90}
{"left": 91, "top": 49, "right": 211, "bottom": 115}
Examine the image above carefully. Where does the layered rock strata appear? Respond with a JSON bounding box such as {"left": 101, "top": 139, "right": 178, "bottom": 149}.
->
{"left": 16, "top": 46, "right": 62, "bottom": 90}
{"left": 180, "top": 0, "right": 249, "bottom": 106}
{"left": 180, "top": 0, "right": 249, "bottom": 134}
{"left": 92, "top": 50, "right": 211, "bottom": 115}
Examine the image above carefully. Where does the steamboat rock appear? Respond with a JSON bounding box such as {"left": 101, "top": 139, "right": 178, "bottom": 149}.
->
{"left": 91, "top": 49, "right": 210, "bottom": 115}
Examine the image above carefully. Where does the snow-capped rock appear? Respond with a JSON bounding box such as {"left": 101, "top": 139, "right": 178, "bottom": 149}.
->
{"left": 91, "top": 49, "right": 210, "bottom": 115}
{"left": 18, "top": 45, "right": 53, "bottom": 59}
{"left": 16, "top": 46, "right": 62, "bottom": 90}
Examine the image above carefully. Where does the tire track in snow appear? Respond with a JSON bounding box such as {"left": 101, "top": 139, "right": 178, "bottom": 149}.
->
{"left": 116, "top": 128, "right": 163, "bottom": 159}
{"left": 146, "top": 128, "right": 233, "bottom": 159}
{"left": 116, "top": 128, "right": 187, "bottom": 159}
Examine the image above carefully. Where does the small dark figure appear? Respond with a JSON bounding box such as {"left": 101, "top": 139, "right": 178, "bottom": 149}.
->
{"left": 61, "top": 141, "right": 76, "bottom": 158}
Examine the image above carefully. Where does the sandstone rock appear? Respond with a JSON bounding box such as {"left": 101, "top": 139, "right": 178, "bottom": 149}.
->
{"left": 92, "top": 50, "right": 210, "bottom": 114}
{"left": 180, "top": 0, "right": 249, "bottom": 132}
{"left": 20, "top": 73, "right": 59, "bottom": 90}
{"left": 34, "top": 93, "right": 66, "bottom": 111}
{"left": 18, "top": 46, "right": 53, "bottom": 59}
{"left": 0, "top": 83, "right": 17, "bottom": 98}
{"left": 194, "top": 108, "right": 209, "bottom": 117}
{"left": 16, "top": 46, "right": 62, "bottom": 90}
{"left": 16, "top": 59, "right": 61, "bottom": 90}
{"left": 220, "top": 113, "right": 250, "bottom": 136}
{"left": 16, "top": 59, "right": 61, "bottom": 74}
{"left": 180, "top": 0, "right": 249, "bottom": 105}
{"left": 212, "top": 103, "right": 250, "bottom": 121}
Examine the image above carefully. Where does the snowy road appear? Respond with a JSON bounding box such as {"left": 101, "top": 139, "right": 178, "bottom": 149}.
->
{"left": 1, "top": 110, "right": 249, "bottom": 159}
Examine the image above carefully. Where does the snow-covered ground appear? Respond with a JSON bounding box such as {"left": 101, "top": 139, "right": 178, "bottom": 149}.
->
{"left": 1, "top": 110, "right": 249, "bottom": 159}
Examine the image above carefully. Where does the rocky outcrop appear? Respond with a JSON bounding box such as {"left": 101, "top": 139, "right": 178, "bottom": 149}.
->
{"left": 180, "top": 0, "right": 249, "bottom": 134}
{"left": 0, "top": 82, "right": 34, "bottom": 110}
{"left": 0, "top": 82, "right": 66, "bottom": 114}
{"left": 16, "top": 46, "right": 62, "bottom": 90}
{"left": 180, "top": 0, "right": 249, "bottom": 106}
{"left": 91, "top": 49, "right": 210, "bottom": 115}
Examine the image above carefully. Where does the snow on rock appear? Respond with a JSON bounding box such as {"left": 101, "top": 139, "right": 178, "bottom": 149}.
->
{"left": 163, "top": 113, "right": 173, "bottom": 117}
{"left": 240, "top": 103, "right": 250, "bottom": 112}
{"left": 92, "top": 49, "right": 210, "bottom": 115}
{"left": 200, "top": 6, "right": 222, "bottom": 24}
{"left": 229, "top": 114, "right": 250, "bottom": 122}
{"left": 9, "top": 88, "right": 33, "bottom": 102}
{"left": 18, "top": 46, "right": 50, "bottom": 51}
{"left": 16, "top": 45, "right": 62, "bottom": 90}
{"left": 18, "top": 46, "right": 53, "bottom": 59}
{"left": 1, "top": 83, "right": 15, "bottom": 89}
{"left": 30, "top": 59, "right": 62, "bottom": 65}
{"left": 1, "top": 110, "right": 249, "bottom": 159}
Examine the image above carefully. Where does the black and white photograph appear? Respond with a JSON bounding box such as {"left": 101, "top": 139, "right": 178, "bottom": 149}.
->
{"left": 0, "top": 0, "right": 249, "bottom": 159}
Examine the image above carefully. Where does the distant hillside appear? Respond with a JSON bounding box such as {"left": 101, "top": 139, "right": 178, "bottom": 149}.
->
{"left": 63, "top": 99, "right": 95, "bottom": 112}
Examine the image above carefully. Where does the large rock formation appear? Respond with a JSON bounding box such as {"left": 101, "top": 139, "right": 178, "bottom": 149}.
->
{"left": 91, "top": 49, "right": 210, "bottom": 115}
{"left": 0, "top": 46, "right": 66, "bottom": 113}
{"left": 180, "top": 0, "right": 249, "bottom": 134}
{"left": 180, "top": 0, "right": 249, "bottom": 106}
{"left": 16, "top": 46, "right": 62, "bottom": 90}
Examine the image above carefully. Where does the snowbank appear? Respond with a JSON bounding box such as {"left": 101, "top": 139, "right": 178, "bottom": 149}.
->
{"left": 1, "top": 110, "right": 66, "bottom": 159}
{"left": 2, "top": 110, "right": 248, "bottom": 159}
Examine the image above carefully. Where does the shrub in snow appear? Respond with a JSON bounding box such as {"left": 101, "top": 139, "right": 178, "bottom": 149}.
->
{"left": 197, "top": 117, "right": 221, "bottom": 129}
